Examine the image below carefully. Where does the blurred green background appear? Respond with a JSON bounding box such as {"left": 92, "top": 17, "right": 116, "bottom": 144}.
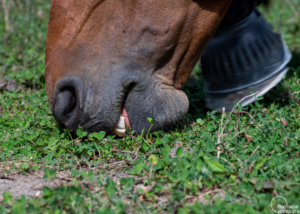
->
{"left": 0, "top": 0, "right": 50, "bottom": 88}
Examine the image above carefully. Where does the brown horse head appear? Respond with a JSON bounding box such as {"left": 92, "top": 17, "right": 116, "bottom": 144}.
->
{"left": 45, "top": 0, "right": 232, "bottom": 135}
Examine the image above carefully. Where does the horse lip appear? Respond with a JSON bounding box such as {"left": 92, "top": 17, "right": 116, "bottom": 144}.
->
{"left": 81, "top": 82, "right": 134, "bottom": 134}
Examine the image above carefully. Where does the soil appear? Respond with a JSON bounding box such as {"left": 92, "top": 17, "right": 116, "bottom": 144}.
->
{"left": 0, "top": 168, "right": 144, "bottom": 200}
{"left": 0, "top": 169, "right": 69, "bottom": 200}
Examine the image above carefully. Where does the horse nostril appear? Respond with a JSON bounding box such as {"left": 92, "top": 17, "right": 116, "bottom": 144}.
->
{"left": 53, "top": 76, "right": 84, "bottom": 128}
{"left": 54, "top": 88, "right": 77, "bottom": 120}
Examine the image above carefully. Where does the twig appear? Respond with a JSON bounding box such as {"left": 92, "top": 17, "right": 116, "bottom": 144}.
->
{"left": 97, "top": 149, "right": 160, "bottom": 169}
{"left": 217, "top": 107, "right": 226, "bottom": 159}
{"left": 49, "top": 177, "right": 60, "bottom": 188}
{"left": 219, "top": 141, "right": 244, "bottom": 168}
{"left": 75, "top": 156, "right": 82, "bottom": 171}
{"left": 225, "top": 128, "right": 245, "bottom": 145}
{"left": 232, "top": 111, "right": 270, "bottom": 140}
{"left": 217, "top": 145, "right": 222, "bottom": 159}
{"left": 149, "top": 163, "right": 153, "bottom": 179}
{"left": 135, "top": 176, "right": 149, "bottom": 182}
{"left": 247, "top": 160, "right": 257, "bottom": 174}
{"left": 221, "top": 158, "right": 236, "bottom": 169}
{"left": 215, "top": 129, "right": 245, "bottom": 147}
{"left": 86, "top": 160, "right": 91, "bottom": 170}
{"left": 235, "top": 114, "right": 241, "bottom": 147}
{"left": 110, "top": 157, "right": 140, "bottom": 171}
{"left": 57, "top": 171, "right": 73, "bottom": 181}
{"left": 246, "top": 145, "right": 260, "bottom": 164}
{"left": 216, "top": 93, "right": 257, "bottom": 160}
{"left": 198, "top": 189, "right": 224, "bottom": 199}
{"left": 97, "top": 160, "right": 127, "bottom": 169}
{"left": 280, "top": 83, "right": 300, "bottom": 105}
{"left": 111, "top": 149, "right": 138, "bottom": 156}
{"left": 216, "top": 131, "right": 222, "bottom": 159}
{"left": 143, "top": 149, "right": 160, "bottom": 158}
{"left": 249, "top": 145, "right": 260, "bottom": 159}
{"left": 216, "top": 129, "right": 245, "bottom": 164}
{"left": 291, "top": 91, "right": 300, "bottom": 95}
{"left": 220, "top": 92, "right": 258, "bottom": 138}
{"left": 277, "top": 14, "right": 282, "bottom": 33}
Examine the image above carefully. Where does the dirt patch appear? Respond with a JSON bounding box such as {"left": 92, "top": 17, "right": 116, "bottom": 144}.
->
{"left": 0, "top": 168, "right": 227, "bottom": 208}
{"left": 0, "top": 147, "right": 195, "bottom": 200}
{"left": 0, "top": 169, "right": 70, "bottom": 199}
{"left": 0, "top": 167, "right": 145, "bottom": 199}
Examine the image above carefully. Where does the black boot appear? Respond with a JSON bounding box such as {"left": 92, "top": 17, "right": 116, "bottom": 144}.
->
{"left": 201, "top": 8, "right": 291, "bottom": 112}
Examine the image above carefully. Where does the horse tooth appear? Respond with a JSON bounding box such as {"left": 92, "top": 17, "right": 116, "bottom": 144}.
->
{"left": 113, "top": 116, "right": 126, "bottom": 137}
{"left": 113, "top": 128, "right": 126, "bottom": 137}
{"left": 118, "top": 116, "right": 125, "bottom": 129}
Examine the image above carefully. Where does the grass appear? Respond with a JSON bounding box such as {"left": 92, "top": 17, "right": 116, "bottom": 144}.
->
{"left": 1, "top": 0, "right": 300, "bottom": 213}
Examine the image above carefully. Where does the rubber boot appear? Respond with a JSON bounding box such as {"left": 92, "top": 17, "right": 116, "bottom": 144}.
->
{"left": 201, "top": 9, "right": 291, "bottom": 112}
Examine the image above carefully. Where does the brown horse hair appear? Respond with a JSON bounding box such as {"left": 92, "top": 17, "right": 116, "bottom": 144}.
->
{"left": 70, "top": 0, "right": 106, "bottom": 46}
{"left": 70, "top": 0, "right": 270, "bottom": 46}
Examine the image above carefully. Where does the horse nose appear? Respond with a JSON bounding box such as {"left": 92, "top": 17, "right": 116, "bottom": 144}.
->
{"left": 53, "top": 76, "right": 84, "bottom": 130}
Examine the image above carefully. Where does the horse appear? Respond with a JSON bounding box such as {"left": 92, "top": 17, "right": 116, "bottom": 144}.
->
{"left": 45, "top": 0, "right": 290, "bottom": 136}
